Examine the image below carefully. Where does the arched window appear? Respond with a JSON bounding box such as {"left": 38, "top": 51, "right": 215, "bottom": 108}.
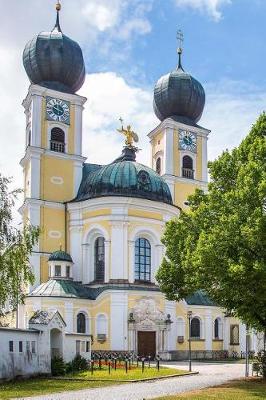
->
{"left": 77, "top": 312, "right": 86, "bottom": 334}
{"left": 156, "top": 157, "right": 161, "bottom": 175}
{"left": 190, "top": 317, "right": 200, "bottom": 338}
{"left": 182, "top": 155, "right": 194, "bottom": 179}
{"left": 135, "top": 238, "right": 151, "bottom": 282}
{"left": 214, "top": 318, "right": 219, "bottom": 339}
{"left": 96, "top": 314, "right": 108, "bottom": 335}
{"left": 94, "top": 237, "right": 105, "bottom": 282}
{"left": 50, "top": 127, "right": 65, "bottom": 153}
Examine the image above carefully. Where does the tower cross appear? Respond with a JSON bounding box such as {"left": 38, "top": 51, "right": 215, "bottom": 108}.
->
{"left": 177, "top": 29, "right": 184, "bottom": 53}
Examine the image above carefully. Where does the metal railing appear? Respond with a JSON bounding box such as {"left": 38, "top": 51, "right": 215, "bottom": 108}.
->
{"left": 182, "top": 168, "right": 194, "bottom": 180}
{"left": 50, "top": 140, "right": 65, "bottom": 153}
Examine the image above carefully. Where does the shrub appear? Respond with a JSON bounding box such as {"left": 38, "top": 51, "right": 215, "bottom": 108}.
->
{"left": 51, "top": 357, "right": 66, "bottom": 376}
{"left": 65, "top": 355, "right": 88, "bottom": 373}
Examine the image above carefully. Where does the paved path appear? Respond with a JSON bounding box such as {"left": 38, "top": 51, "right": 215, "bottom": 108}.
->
{"left": 20, "top": 362, "right": 246, "bottom": 400}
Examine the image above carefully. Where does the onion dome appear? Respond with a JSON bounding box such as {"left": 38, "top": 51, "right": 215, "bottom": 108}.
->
{"left": 75, "top": 146, "right": 173, "bottom": 205}
{"left": 23, "top": 3, "right": 85, "bottom": 94}
{"left": 49, "top": 250, "right": 73, "bottom": 263}
{"left": 153, "top": 40, "right": 205, "bottom": 124}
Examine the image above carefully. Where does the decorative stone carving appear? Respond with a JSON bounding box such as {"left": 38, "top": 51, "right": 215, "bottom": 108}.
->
{"left": 130, "top": 298, "right": 166, "bottom": 328}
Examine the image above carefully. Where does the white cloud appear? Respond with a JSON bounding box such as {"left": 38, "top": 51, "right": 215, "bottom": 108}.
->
{"left": 79, "top": 72, "right": 156, "bottom": 166}
{"left": 174, "top": 0, "right": 231, "bottom": 21}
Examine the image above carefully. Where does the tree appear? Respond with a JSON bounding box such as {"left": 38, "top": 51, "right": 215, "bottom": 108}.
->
{"left": 0, "top": 175, "right": 39, "bottom": 314}
{"left": 157, "top": 113, "right": 266, "bottom": 334}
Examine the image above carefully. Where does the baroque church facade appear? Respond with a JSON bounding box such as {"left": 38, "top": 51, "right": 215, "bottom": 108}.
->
{"left": 15, "top": 4, "right": 258, "bottom": 360}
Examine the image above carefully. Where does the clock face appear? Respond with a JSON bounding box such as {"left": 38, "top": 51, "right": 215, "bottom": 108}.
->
{"left": 46, "top": 97, "right": 70, "bottom": 125}
{"left": 179, "top": 130, "right": 197, "bottom": 153}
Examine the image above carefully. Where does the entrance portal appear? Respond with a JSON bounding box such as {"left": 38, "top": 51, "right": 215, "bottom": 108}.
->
{"left": 50, "top": 328, "right": 63, "bottom": 359}
{"left": 137, "top": 331, "right": 156, "bottom": 359}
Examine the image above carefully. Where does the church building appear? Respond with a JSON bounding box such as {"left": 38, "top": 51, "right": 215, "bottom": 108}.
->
{"left": 16, "top": 3, "right": 258, "bottom": 360}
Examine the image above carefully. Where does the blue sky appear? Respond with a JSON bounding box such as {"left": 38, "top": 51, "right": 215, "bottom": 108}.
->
{"left": 0, "top": 0, "right": 265, "bottom": 192}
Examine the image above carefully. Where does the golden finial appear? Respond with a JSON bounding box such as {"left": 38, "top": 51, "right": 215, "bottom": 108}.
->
{"left": 117, "top": 118, "right": 139, "bottom": 147}
{"left": 56, "top": 1, "right": 61, "bottom": 12}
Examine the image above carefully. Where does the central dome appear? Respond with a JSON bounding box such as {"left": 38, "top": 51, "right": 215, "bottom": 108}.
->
{"left": 23, "top": 7, "right": 85, "bottom": 93}
{"left": 75, "top": 147, "right": 173, "bottom": 205}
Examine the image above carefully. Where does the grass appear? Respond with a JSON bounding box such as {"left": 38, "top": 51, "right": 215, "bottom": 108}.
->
{"left": 0, "top": 366, "right": 186, "bottom": 399}
{"left": 155, "top": 378, "right": 266, "bottom": 400}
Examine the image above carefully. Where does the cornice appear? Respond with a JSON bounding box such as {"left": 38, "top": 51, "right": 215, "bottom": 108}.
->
{"left": 148, "top": 118, "right": 210, "bottom": 140}
{"left": 22, "top": 84, "right": 87, "bottom": 109}
{"left": 20, "top": 146, "right": 86, "bottom": 167}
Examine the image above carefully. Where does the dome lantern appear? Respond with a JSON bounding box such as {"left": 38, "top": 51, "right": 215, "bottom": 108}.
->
{"left": 153, "top": 30, "right": 205, "bottom": 124}
{"left": 48, "top": 249, "right": 73, "bottom": 280}
{"left": 23, "top": 1, "right": 85, "bottom": 94}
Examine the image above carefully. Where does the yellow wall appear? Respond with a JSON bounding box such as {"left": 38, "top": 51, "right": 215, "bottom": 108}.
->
{"left": 128, "top": 209, "right": 163, "bottom": 221}
{"left": 40, "top": 156, "right": 74, "bottom": 202}
{"left": 40, "top": 206, "right": 65, "bottom": 253}
{"left": 212, "top": 340, "right": 223, "bottom": 350}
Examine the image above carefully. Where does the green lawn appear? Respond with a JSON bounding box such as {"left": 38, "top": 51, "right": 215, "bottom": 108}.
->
{"left": 0, "top": 366, "right": 186, "bottom": 399}
{"left": 155, "top": 378, "right": 266, "bottom": 400}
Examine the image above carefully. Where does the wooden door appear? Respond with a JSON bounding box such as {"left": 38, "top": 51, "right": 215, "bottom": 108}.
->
{"left": 137, "top": 331, "right": 156, "bottom": 359}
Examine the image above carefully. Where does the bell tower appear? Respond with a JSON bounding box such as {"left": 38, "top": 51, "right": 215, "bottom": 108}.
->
{"left": 148, "top": 31, "right": 210, "bottom": 209}
{"left": 20, "top": 2, "right": 87, "bottom": 287}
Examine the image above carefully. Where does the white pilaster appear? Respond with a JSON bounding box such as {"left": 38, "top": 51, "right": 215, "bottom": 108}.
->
{"left": 223, "top": 317, "right": 229, "bottom": 350}
{"left": 164, "top": 127, "right": 174, "bottom": 175}
{"left": 165, "top": 301, "right": 176, "bottom": 351}
{"left": 239, "top": 323, "right": 246, "bottom": 353}
{"left": 64, "top": 302, "right": 74, "bottom": 332}
{"left": 110, "top": 222, "right": 127, "bottom": 280}
{"left": 104, "top": 240, "right": 111, "bottom": 283}
{"left": 205, "top": 311, "right": 212, "bottom": 350}
{"left": 30, "top": 94, "right": 42, "bottom": 147}
{"left": 74, "top": 104, "right": 83, "bottom": 156}
{"left": 69, "top": 226, "right": 83, "bottom": 281}
{"left": 128, "top": 240, "right": 135, "bottom": 283}
{"left": 201, "top": 134, "right": 208, "bottom": 182}
{"left": 110, "top": 292, "right": 128, "bottom": 350}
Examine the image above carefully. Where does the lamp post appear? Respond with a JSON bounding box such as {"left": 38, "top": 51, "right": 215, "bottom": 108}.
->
{"left": 187, "top": 311, "right": 192, "bottom": 372}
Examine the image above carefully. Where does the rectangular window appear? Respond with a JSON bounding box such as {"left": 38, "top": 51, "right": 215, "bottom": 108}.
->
{"left": 76, "top": 340, "right": 81, "bottom": 355}
{"left": 26, "top": 341, "right": 30, "bottom": 352}
{"left": 19, "top": 341, "right": 23, "bottom": 353}
{"left": 31, "top": 341, "right": 36, "bottom": 354}
{"left": 9, "top": 341, "right": 14, "bottom": 352}
{"left": 55, "top": 265, "right": 61, "bottom": 277}
{"left": 86, "top": 341, "right": 90, "bottom": 353}
{"left": 66, "top": 266, "right": 70, "bottom": 278}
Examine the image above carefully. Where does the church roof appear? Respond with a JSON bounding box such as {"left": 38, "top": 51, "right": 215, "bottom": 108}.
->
{"left": 23, "top": 4, "right": 85, "bottom": 93}
{"left": 185, "top": 290, "right": 216, "bottom": 306}
{"left": 74, "top": 146, "right": 173, "bottom": 205}
{"left": 49, "top": 250, "right": 73, "bottom": 263}
{"left": 29, "top": 279, "right": 161, "bottom": 300}
{"left": 153, "top": 47, "right": 205, "bottom": 124}
{"left": 29, "top": 280, "right": 217, "bottom": 307}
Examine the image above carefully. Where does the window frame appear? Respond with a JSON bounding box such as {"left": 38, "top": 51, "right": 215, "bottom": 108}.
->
{"left": 134, "top": 237, "right": 151, "bottom": 282}
{"left": 94, "top": 237, "right": 105, "bottom": 282}
{"left": 77, "top": 312, "right": 86, "bottom": 334}
{"left": 190, "top": 317, "right": 201, "bottom": 339}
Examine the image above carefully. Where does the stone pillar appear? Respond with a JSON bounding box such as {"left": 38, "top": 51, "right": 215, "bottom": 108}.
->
{"left": 69, "top": 225, "right": 83, "bottom": 281}
{"left": 82, "top": 243, "right": 90, "bottom": 283}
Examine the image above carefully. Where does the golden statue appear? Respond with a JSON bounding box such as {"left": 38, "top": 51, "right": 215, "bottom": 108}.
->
{"left": 117, "top": 118, "right": 139, "bottom": 147}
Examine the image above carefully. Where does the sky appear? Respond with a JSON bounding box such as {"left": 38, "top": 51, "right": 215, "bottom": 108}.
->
{"left": 1, "top": 0, "right": 266, "bottom": 197}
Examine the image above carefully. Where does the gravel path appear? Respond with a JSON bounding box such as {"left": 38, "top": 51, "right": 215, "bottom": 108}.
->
{"left": 19, "top": 362, "right": 246, "bottom": 400}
